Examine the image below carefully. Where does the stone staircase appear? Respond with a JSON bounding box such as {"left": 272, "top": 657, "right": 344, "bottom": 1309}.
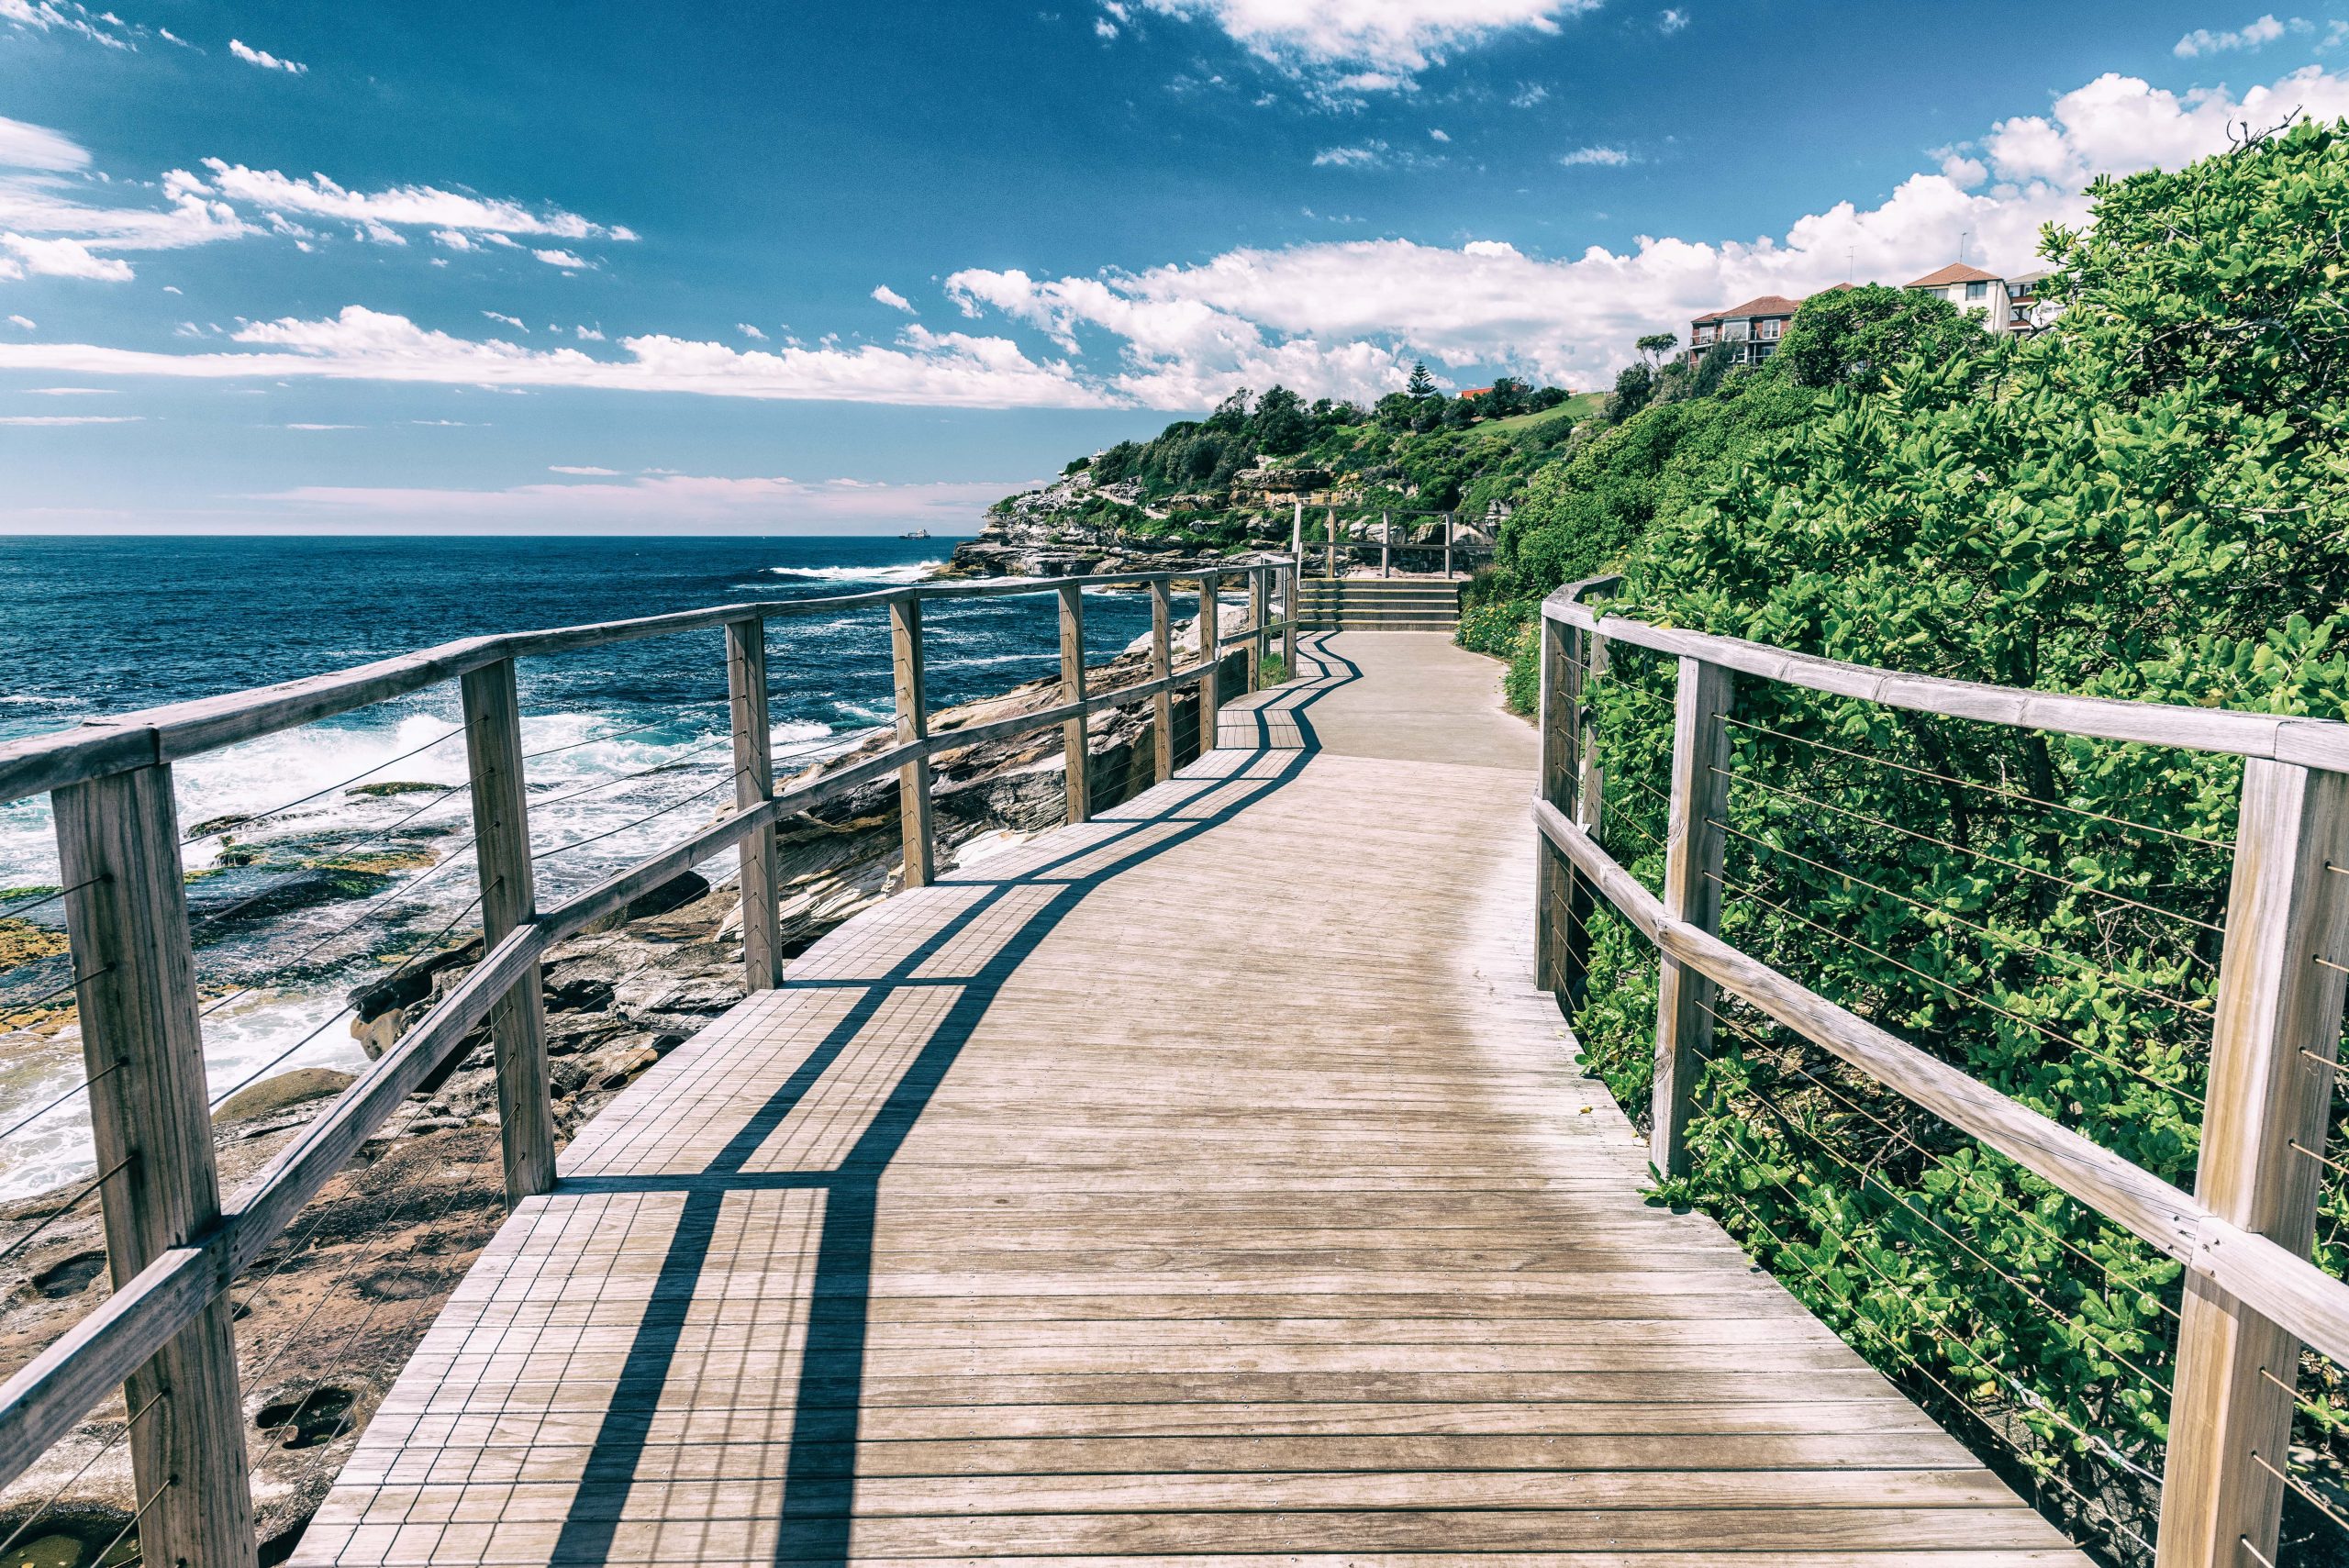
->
{"left": 1297, "top": 576, "right": 1464, "bottom": 632}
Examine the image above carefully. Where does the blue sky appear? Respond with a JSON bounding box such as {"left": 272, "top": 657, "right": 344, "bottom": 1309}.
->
{"left": 2, "top": 0, "right": 2345, "bottom": 533}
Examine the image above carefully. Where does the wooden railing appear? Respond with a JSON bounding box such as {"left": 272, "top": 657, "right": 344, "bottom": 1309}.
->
{"left": 1533, "top": 574, "right": 2349, "bottom": 1568}
{"left": 1281, "top": 501, "right": 1488, "bottom": 580}
{"left": 0, "top": 556, "right": 1300, "bottom": 1568}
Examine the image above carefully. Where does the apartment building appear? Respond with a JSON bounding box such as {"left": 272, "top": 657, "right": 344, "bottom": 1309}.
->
{"left": 1904, "top": 262, "right": 2054, "bottom": 334}
{"left": 1685, "top": 295, "right": 1808, "bottom": 366}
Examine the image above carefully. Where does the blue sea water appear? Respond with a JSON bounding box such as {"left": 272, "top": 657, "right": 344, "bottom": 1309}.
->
{"left": 0, "top": 535, "right": 1190, "bottom": 1196}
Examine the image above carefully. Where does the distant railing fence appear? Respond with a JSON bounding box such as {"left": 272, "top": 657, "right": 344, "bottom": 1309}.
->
{"left": 1533, "top": 573, "right": 2349, "bottom": 1568}
{"left": 0, "top": 557, "right": 1299, "bottom": 1568}
{"left": 1281, "top": 500, "right": 1489, "bottom": 580}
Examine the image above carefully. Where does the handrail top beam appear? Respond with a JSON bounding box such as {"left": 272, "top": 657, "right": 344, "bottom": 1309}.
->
{"left": 0, "top": 558, "right": 1298, "bottom": 806}
{"left": 1542, "top": 580, "right": 2349, "bottom": 772}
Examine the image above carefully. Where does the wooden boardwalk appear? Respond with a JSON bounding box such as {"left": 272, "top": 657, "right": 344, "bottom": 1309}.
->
{"left": 292, "top": 633, "right": 2089, "bottom": 1567}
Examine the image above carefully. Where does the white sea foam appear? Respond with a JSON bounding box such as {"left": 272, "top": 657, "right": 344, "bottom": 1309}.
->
{"left": 0, "top": 702, "right": 851, "bottom": 1200}
{"left": 763, "top": 561, "right": 943, "bottom": 585}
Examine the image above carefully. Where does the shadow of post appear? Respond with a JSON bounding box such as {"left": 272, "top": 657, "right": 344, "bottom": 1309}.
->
{"left": 542, "top": 636, "right": 1363, "bottom": 1567}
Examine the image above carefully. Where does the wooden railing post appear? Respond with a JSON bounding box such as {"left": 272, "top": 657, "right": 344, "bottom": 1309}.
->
{"left": 1281, "top": 563, "right": 1297, "bottom": 680}
{"left": 1149, "top": 577, "right": 1174, "bottom": 783}
{"left": 1326, "top": 509, "right": 1339, "bottom": 580}
{"left": 1197, "top": 570, "right": 1221, "bottom": 757}
{"left": 1535, "top": 615, "right": 1579, "bottom": 997}
{"left": 1290, "top": 499, "right": 1303, "bottom": 566}
{"left": 2157, "top": 759, "right": 2349, "bottom": 1568}
{"left": 1247, "top": 565, "right": 1268, "bottom": 690}
{"left": 725, "top": 617, "right": 783, "bottom": 992}
{"left": 461, "top": 657, "right": 555, "bottom": 1205}
{"left": 52, "top": 766, "right": 260, "bottom": 1568}
{"left": 1443, "top": 512, "right": 1454, "bottom": 578}
{"left": 890, "top": 593, "right": 935, "bottom": 887}
{"left": 1650, "top": 656, "right": 1733, "bottom": 1178}
{"left": 1057, "top": 582, "right": 1089, "bottom": 825}
{"left": 1380, "top": 510, "right": 1392, "bottom": 579}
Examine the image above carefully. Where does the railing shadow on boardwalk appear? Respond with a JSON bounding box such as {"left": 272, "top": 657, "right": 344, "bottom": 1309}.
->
{"left": 542, "top": 634, "right": 1361, "bottom": 1568}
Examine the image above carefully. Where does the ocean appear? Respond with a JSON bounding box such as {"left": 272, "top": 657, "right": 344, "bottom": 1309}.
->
{"left": 0, "top": 536, "right": 1193, "bottom": 1198}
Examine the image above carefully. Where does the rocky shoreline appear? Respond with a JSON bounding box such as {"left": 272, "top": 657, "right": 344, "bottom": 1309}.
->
{"left": 942, "top": 466, "right": 1496, "bottom": 581}
{"left": 0, "top": 626, "right": 1257, "bottom": 1568}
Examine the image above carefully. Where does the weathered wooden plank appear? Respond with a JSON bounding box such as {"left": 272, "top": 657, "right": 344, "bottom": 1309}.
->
{"left": 1651, "top": 656, "right": 1732, "bottom": 1176}
{"left": 890, "top": 594, "right": 935, "bottom": 888}
{"left": 1058, "top": 582, "right": 1090, "bottom": 825}
{"left": 725, "top": 617, "right": 784, "bottom": 991}
{"left": 1150, "top": 577, "right": 1174, "bottom": 784}
{"left": 51, "top": 764, "right": 259, "bottom": 1568}
{"left": 2158, "top": 759, "right": 2349, "bottom": 1568}
{"left": 460, "top": 656, "right": 555, "bottom": 1205}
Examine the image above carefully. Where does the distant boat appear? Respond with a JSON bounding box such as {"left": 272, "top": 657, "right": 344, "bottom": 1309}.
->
{"left": 899, "top": 528, "right": 931, "bottom": 539}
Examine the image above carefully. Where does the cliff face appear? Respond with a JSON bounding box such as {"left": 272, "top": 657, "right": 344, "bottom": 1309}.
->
{"left": 943, "top": 469, "right": 1300, "bottom": 579}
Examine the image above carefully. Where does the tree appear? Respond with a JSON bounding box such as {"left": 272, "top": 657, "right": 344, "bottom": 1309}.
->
{"left": 1635, "top": 331, "right": 1679, "bottom": 366}
{"left": 1602, "top": 359, "right": 1654, "bottom": 423}
{"left": 1771, "top": 283, "right": 1983, "bottom": 388}
{"left": 1207, "top": 388, "right": 1252, "bottom": 432}
{"left": 1484, "top": 376, "right": 1531, "bottom": 417}
{"left": 1406, "top": 361, "right": 1439, "bottom": 400}
{"left": 1252, "top": 384, "right": 1308, "bottom": 455}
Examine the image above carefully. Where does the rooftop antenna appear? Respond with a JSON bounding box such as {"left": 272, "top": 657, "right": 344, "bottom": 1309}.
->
{"left": 1959, "top": 230, "right": 1970, "bottom": 266}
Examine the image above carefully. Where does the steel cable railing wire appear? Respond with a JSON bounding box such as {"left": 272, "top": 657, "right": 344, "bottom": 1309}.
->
{"left": 176, "top": 723, "right": 468, "bottom": 850}
{"left": 0, "top": 873, "right": 106, "bottom": 925}
{"left": 0, "top": 1055, "right": 124, "bottom": 1148}
{"left": 0, "top": 1386, "right": 167, "bottom": 1562}
{"left": 0, "top": 1152, "right": 131, "bottom": 1269}
{"left": 1717, "top": 1184, "right": 2157, "bottom": 1561}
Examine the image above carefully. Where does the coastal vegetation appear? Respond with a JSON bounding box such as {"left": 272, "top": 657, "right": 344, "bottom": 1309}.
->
{"left": 1509, "top": 118, "right": 2349, "bottom": 1550}
{"left": 998, "top": 115, "right": 2349, "bottom": 1553}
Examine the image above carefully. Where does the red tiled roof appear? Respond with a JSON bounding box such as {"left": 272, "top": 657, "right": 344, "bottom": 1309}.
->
{"left": 1700, "top": 292, "right": 1804, "bottom": 326}
{"left": 1456, "top": 385, "right": 1493, "bottom": 398}
{"left": 1906, "top": 261, "right": 2000, "bottom": 288}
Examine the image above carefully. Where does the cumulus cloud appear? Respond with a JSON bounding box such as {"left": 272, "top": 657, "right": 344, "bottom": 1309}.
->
{"left": 736, "top": 322, "right": 767, "bottom": 340}
{"left": 0, "top": 413, "right": 140, "bottom": 425}
{"left": 228, "top": 38, "right": 306, "bottom": 72}
{"left": 0, "top": 234, "right": 132, "bottom": 280}
{"left": 1313, "top": 142, "right": 1388, "bottom": 166}
{"left": 533, "top": 247, "right": 589, "bottom": 269}
{"left": 0, "top": 304, "right": 1112, "bottom": 408}
{"left": 1132, "top": 0, "right": 1598, "bottom": 85}
{"left": 933, "top": 63, "right": 2349, "bottom": 406}
{"left": 1558, "top": 144, "right": 1631, "bottom": 165}
{"left": 1657, "top": 7, "right": 1689, "bottom": 33}
{"left": 872, "top": 284, "right": 915, "bottom": 312}
{"left": 2175, "top": 14, "right": 2289, "bottom": 55}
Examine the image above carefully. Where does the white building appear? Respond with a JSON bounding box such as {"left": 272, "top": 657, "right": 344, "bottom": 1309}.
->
{"left": 1904, "top": 263, "right": 2055, "bottom": 335}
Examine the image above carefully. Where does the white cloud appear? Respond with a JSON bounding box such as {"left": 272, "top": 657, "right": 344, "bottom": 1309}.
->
{"left": 575, "top": 324, "right": 605, "bottom": 340}
{"left": 2175, "top": 14, "right": 2288, "bottom": 55}
{"left": 188, "top": 161, "right": 628, "bottom": 247}
{"left": 1429, "top": 127, "right": 1451, "bottom": 141}
{"left": 1313, "top": 141, "right": 1387, "bottom": 166}
{"left": 0, "top": 0, "right": 131, "bottom": 49}
{"left": 0, "top": 304, "right": 1111, "bottom": 407}
{"left": 0, "top": 117, "right": 90, "bottom": 173}
{"left": 872, "top": 284, "right": 915, "bottom": 312}
{"left": 934, "top": 63, "right": 2349, "bottom": 406}
{"left": 1559, "top": 144, "right": 1631, "bottom": 165}
{"left": 1134, "top": 0, "right": 1598, "bottom": 86}
{"left": 280, "top": 422, "right": 359, "bottom": 429}
{"left": 1657, "top": 7, "right": 1689, "bottom": 33}
{"left": 228, "top": 37, "right": 306, "bottom": 72}
{"left": 238, "top": 472, "right": 1028, "bottom": 533}
{"left": 6, "top": 315, "right": 35, "bottom": 329}
{"left": 1095, "top": 16, "right": 1118, "bottom": 37}
{"left": 551, "top": 464, "right": 620, "bottom": 475}
{"left": 26, "top": 385, "right": 111, "bottom": 393}
{"left": 532, "top": 247, "right": 589, "bottom": 269}
{"left": 0, "top": 234, "right": 134, "bottom": 280}
{"left": 1508, "top": 82, "right": 1548, "bottom": 106}
{"left": 736, "top": 322, "right": 767, "bottom": 340}
{"left": 482, "top": 311, "right": 528, "bottom": 332}
{"left": 0, "top": 413, "right": 140, "bottom": 425}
